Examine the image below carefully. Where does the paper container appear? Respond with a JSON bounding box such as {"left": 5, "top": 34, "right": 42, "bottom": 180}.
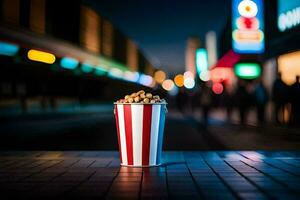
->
{"left": 114, "top": 102, "right": 167, "bottom": 167}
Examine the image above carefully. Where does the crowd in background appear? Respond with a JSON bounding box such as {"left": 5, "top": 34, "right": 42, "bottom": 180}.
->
{"left": 175, "top": 73, "right": 300, "bottom": 127}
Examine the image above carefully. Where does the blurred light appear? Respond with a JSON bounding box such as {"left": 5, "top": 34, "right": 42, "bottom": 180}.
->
{"left": 0, "top": 41, "right": 19, "bottom": 56}
{"left": 210, "top": 68, "right": 233, "bottom": 82}
{"left": 27, "top": 49, "right": 56, "bottom": 64}
{"left": 199, "top": 70, "right": 210, "bottom": 82}
{"left": 162, "top": 79, "right": 175, "bottom": 91}
{"left": 60, "top": 57, "right": 79, "bottom": 69}
{"left": 212, "top": 82, "right": 224, "bottom": 94}
{"left": 174, "top": 74, "right": 184, "bottom": 87}
{"left": 95, "top": 68, "right": 107, "bottom": 76}
{"left": 168, "top": 85, "right": 179, "bottom": 96}
{"left": 196, "top": 48, "right": 208, "bottom": 75}
{"left": 184, "top": 71, "right": 194, "bottom": 79}
{"left": 154, "top": 70, "right": 166, "bottom": 84}
{"left": 238, "top": 0, "right": 258, "bottom": 18}
{"left": 139, "top": 74, "right": 153, "bottom": 86}
{"left": 108, "top": 68, "right": 123, "bottom": 79}
{"left": 278, "top": 51, "right": 300, "bottom": 85}
{"left": 184, "top": 78, "right": 195, "bottom": 89}
{"left": 81, "top": 63, "right": 94, "bottom": 73}
{"left": 124, "top": 71, "right": 140, "bottom": 82}
{"left": 205, "top": 31, "right": 218, "bottom": 67}
{"left": 234, "top": 63, "right": 261, "bottom": 79}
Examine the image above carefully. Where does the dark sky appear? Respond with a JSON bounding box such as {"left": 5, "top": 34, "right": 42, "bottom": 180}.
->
{"left": 83, "top": 0, "right": 230, "bottom": 74}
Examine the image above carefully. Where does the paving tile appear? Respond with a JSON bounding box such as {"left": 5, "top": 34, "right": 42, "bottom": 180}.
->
{"left": 0, "top": 151, "right": 300, "bottom": 199}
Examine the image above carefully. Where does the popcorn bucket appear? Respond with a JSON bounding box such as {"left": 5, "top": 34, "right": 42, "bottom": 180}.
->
{"left": 114, "top": 103, "right": 167, "bottom": 167}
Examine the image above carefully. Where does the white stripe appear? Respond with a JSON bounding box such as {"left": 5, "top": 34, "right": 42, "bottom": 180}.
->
{"left": 117, "top": 105, "right": 127, "bottom": 165}
{"left": 149, "top": 104, "right": 161, "bottom": 165}
{"left": 131, "top": 105, "right": 143, "bottom": 166}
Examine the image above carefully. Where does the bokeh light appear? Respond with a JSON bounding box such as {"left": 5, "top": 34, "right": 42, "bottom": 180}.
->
{"left": 124, "top": 71, "right": 140, "bottom": 82}
{"left": 139, "top": 74, "right": 153, "bottom": 86}
{"left": 212, "top": 82, "right": 224, "bottom": 94}
{"left": 60, "top": 57, "right": 79, "bottom": 69}
{"left": 174, "top": 74, "right": 184, "bottom": 87}
{"left": 184, "top": 77, "right": 195, "bottom": 89}
{"left": 199, "top": 70, "right": 210, "bottom": 81}
{"left": 81, "top": 63, "right": 94, "bottom": 73}
{"left": 108, "top": 68, "right": 123, "bottom": 79}
{"left": 0, "top": 41, "right": 19, "bottom": 56}
{"left": 162, "top": 79, "right": 175, "bottom": 91}
{"left": 154, "top": 70, "right": 166, "bottom": 84}
{"left": 184, "top": 71, "right": 194, "bottom": 79}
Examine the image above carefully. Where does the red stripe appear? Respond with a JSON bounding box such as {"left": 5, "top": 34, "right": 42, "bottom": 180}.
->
{"left": 114, "top": 105, "right": 122, "bottom": 163}
{"left": 142, "top": 105, "right": 152, "bottom": 165}
{"left": 123, "top": 105, "right": 133, "bottom": 165}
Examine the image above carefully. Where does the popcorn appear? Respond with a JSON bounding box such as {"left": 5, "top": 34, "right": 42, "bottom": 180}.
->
{"left": 116, "top": 91, "right": 164, "bottom": 103}
{"left": 134, "top": 96, "right": 140, "bottom": 103}
{"left": 140, "top": 93, "right": 146, "bottom": 99}
{"left": 128, "top": 97, "right": 134, "bottom": 103}
{"left": 150, "top": 99, "right": 156, "bottom": 103}
{"left": 153, "top": 95, "right": 160, "bottom": 100}
{"left": 146, "top": 93, "right": 152, "bottom": 99}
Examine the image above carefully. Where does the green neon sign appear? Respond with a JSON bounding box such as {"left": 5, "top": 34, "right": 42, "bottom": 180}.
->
{"left": 234, "top": 63, "right": 261, "bottom": 79}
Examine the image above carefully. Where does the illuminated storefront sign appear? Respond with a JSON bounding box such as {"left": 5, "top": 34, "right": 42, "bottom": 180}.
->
{"left": 234, "top": 63, "right": 261, "bottom": 79}
{"left": 232, "top": 0, "right": 264, "bottom": 54}
{"left": 278, "top": 0, "right": 300, "bottom": 32}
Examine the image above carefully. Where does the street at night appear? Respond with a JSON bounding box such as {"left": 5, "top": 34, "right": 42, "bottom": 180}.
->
{"left": 1, "top": 0, "right": 300, "bottom": 199}
{"left": 1, "top": 106, "right": 300, "bottom": 151}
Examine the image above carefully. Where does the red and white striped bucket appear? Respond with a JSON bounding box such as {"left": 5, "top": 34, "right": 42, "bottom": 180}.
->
{"left": 114, "top": 103, "right": 167, "bottom": 167}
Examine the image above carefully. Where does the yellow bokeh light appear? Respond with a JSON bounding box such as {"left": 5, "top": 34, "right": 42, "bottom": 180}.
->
{"left": 162, "top": 79, "right": 174, "bottom": 91}
{"left": 27, "top": 49, "right": 56, "bottom": 64}
{"left": 154, "top": 70, "right": 166, "bottom": 84}
{"left": 174, "top": 74, "right": 184, "bottom": 87}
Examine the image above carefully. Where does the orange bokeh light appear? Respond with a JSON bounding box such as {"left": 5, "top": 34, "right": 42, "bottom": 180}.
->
{"left": 154, "top": 70, "right": 166, "bottom": 84}
{"left": 174, "top": 74, "right": 184, "bottom": 87}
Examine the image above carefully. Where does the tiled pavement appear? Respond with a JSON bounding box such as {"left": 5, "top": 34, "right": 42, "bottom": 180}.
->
{"left": 0, "top": 151, "right": 300, "bottom": 199}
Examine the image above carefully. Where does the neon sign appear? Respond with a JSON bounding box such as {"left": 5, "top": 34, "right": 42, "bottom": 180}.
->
{"left": 232, "top": 0, "right": 264, "bottom": 54}
{"left": 277, "top": 0, "right": 300, "bottom": 32}
{"left": 234, "top": 63, "right": 261, "bottom": 79}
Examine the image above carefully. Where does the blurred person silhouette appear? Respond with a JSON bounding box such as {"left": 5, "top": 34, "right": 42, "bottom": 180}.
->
{"left": 200, "top": 83, "right": 213, "bottom": 128}
{"left": 235, "top": 80, "right": 251, "bottom": 125}
{"left": 290, "top": 75, "right": 300, "bottom": 126}
{"left": 176, "top": 87, "right": 188, "bottom": 114}
{"left": 272, "top": 73, "right": 288, "bottom": 124}
{"left": 223, "top": 85, "right": 234, "bottom": 123}
{"left": 254, "top": 79, "right": 268, "bottom": 125}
